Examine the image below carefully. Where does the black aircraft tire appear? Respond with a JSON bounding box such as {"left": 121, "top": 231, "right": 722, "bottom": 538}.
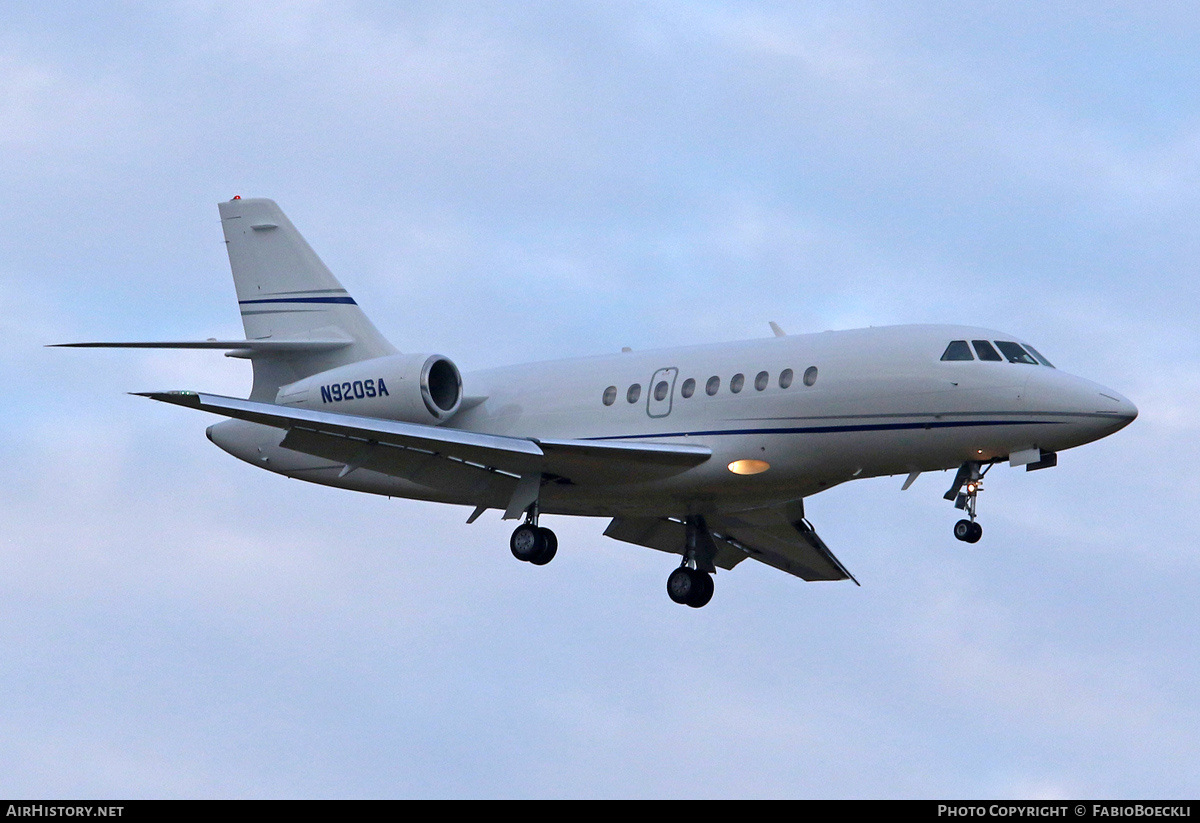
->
{"left": 531, "top": 527, "right": 558, "bottom": 565}
{"left": 667, "top": 567, "right": 696, "bottom": 604}
{"left": 687, "top": 571, "right": 714, "bottom": 608}
{"left": 953, "top": 519, "right": 974, "bottom": 542}
{"left": 510, "top": 523, "right": 545, "bottom": 562}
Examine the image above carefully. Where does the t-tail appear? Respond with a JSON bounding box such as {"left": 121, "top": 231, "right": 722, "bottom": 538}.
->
{"left": 219, "top": 197, "right": 396, "bottom": 399}
{"left": 54, "top": 197, "right": 399, "bottom": 401}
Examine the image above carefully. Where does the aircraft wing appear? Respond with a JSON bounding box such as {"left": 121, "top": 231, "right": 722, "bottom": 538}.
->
{"left": 605, "top": 504, "right": 857, "bottom": 584}
{"left": 136, "top": 391, "right": 711, "bottom": 497}
{"left": 705, "top": 507, "right": 858, "bottom": 584}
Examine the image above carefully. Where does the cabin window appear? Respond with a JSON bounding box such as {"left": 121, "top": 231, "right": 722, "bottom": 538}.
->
{"left": 627, "top": 383, "right": 641, "bottom": 403}
{"left": 995, "top": 341, "right": 1039, "bottom": 365}
{"left": 681, "top": 378, "right": 696, "bottom": 398}
{"left": 941, "top": 340, "right": 974, "bottom": 361}
{"left": 730, "top": 373, "right": 745, "bottom": 393}
{"left": 754, "top": 371, "right": 769, "bottom": 391}
{"left": 706, "top": 376, "right": 720, "bottom": 396}
{"left": 1024, "top": 345, "right": 1055, "bottom": 368}
{"left": 779, "top": 369, "right": 794, "bottom": 389}
{"left": 654, "top": 380, "right": 670, "bottom": 401}
{"left": 972, "top": 340, "right": 1003, "bottom": 361}
{"left": 602, "top": 385, "right": 617, "bottom": 406}
{"left": 803, "top": 366, "right": 818, "bottom": 386}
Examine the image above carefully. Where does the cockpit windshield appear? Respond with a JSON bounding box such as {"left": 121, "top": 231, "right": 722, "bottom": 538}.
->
{"left": 995, "top": 341, "right": 1039, "bottom": 365}
{"left": 940, "top": 339, "right": 1055, "bottom": 367}
{"left": 940, "top": 340, "right": 973, "bottom": 361}
{"left": 1022, "top": 344, "right": 1054, "bottom": 368}
{"left": 972, "top": 340, "right": 1003, "bottom": 361}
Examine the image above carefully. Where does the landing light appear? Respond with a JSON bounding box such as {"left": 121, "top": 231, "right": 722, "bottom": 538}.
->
{"left": 728, "top": 459, "right": 770, "bottom": 475}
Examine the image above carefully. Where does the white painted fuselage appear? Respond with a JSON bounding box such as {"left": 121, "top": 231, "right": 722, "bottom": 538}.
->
{"left": 209, "top": 323, "right": 1136, "bottom": 519}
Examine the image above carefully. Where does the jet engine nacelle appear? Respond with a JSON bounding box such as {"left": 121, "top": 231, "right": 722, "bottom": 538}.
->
{"left": 276, "top": 353, "right": 463, "bottom": 425}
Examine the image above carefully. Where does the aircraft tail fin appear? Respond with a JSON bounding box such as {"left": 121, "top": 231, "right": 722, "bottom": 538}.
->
{"left": 218, "top": 197, "right": 397, "bottom": 399}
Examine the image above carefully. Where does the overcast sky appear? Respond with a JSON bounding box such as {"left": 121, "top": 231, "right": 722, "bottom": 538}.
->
{"left": 2, "top": 1, "right": 1197, "bottom": 798}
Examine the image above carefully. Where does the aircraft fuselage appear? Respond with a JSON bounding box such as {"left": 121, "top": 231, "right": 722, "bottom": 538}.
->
{"left": 209, "top": 323, "right": 1136, "bottom": 519}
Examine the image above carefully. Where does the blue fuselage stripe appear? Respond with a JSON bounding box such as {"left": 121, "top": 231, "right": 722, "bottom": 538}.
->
{"left": 587, "top": 418, "right": 1059, "bottom": 441}
{"left": 238, "top": 297, "right": 358, "bottom": 305}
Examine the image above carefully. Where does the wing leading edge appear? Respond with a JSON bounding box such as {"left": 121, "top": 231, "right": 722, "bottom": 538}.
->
{"left": 136, "top": 390, "right": 711, "bottom": 495}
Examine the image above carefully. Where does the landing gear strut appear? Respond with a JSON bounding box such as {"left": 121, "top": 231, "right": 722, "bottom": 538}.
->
{"left": 510, "top": 503, "right": 557, "bottom": 565}
{"left": 666, "top": 516, "right": 716, "bottom": 608}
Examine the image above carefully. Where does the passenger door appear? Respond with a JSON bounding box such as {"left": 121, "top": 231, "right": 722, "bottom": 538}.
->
{"left": 646, "top": 367, "right": 678, "bottom": 418}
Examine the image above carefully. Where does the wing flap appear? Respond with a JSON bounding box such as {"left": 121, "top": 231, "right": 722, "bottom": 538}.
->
{"left": 603, "top": 517, "right": 748, "bottom": 570}
{"left": 707, "top": 507, "right": 857, "bottom": 583}
{"left": 138, "top": 391, "right": 710, "bottom": 488}
{"left": 279, "top": 427, "right": 516, "bottom": 507}
{"left": 603, "top": 509, "right": 856, "bottom": 583}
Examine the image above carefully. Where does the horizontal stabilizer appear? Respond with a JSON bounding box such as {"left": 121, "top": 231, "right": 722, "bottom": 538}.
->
{"left": 51, "top": 339, "right": 353, "bottom": 356}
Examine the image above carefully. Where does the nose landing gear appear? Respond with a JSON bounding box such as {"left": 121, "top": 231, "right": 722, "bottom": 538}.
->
{"left": 945, "top": 461, "right": 990, "bottom": 543}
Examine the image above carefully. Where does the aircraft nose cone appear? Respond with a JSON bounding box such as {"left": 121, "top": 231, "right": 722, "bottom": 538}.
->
{"left": 1079, "top": 382, "right": 1138, "bottom": 442}
{"left": 1099, "top": 387, "right": 1138, "bottom": 426}
{"left": 1026, "top": 370, "right": 1137, "bottom": 448}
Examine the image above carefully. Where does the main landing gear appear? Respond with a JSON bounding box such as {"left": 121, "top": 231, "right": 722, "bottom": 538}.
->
{"left": 510, "top": 522, "right": 557, "bottom": 565}
{"left": 509, "top": 505, "right": 557, "bottom": 566}
{"left": 945, "top": 460, "right": 992, "bottom": 543}
{"left": 508, "top": 505, "right": 717, "bottom": 608}
{"left": 666, "top": 515, "right": 716, "bottom": 608}
{"left": 667, "top": 563, "right": 714, "bottom": 608}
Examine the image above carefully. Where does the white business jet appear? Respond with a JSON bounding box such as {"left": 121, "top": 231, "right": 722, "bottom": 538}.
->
{"left": 60, "top": 198, "right": 1137, "bottom": 607}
